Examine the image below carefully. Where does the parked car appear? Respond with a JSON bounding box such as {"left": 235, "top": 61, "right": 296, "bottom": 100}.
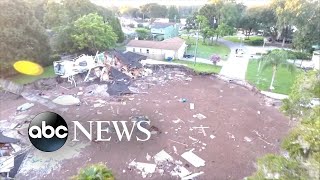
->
{"left": 183, "top": 54, "right": 194, "bottom": 58}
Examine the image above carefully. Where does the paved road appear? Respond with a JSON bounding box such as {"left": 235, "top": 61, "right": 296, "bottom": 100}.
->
{"left": 179, "top": 37, "right": 284, "bottom": 80}
{"left": 218, "top": 38, "right": 282, "bottom": 80}
{"left": 218, "top": 38, "right": 250, "bottom": 80}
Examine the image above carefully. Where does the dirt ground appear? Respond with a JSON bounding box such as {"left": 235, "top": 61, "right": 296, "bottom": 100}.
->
{"left": 0, "top": 69, "right": 290, "bottom": 180}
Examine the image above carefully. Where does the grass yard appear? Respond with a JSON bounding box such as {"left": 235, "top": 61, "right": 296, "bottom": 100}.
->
{"left": 181, "top": 36, "right": 230, "bottom": 60}
{"left": 224, "top": 36, "right": 264, "bottom": 46}
{"left": 8, "top": 65, "right": 56, "bottom": 84}
{"left": 172, "top": 60, "right": 222, "bottom": 74}
{"left": 246, "top": 60, "right": 301, "bottom": 94}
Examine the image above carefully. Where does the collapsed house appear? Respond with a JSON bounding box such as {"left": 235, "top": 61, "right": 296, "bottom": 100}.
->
{"left": 53, "top": 50, "right": 147, "bottom": 87}
{"left": 0, "top": 133, "right": 22, "bottom": 178}
{"left": 114, "top": 51, "right": 147, "bottom": 78}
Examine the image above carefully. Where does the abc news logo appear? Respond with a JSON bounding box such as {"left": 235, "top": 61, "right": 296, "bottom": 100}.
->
{"left": 28, "top": 112, "right": 151, "bottom": 152}
{"left": 28, "top": 112, "right": 68, "bottom": 152}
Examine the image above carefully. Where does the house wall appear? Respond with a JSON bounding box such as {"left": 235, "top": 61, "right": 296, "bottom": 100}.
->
{"left": 176, "top": 42, "right": 187, "bottom": 59}
{"left": 126, "top": 46, "right": 177, "bottom": 60}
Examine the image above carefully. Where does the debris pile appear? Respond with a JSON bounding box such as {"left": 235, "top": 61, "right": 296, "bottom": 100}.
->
{"left": 53, "top": 50, "right": 147, "bottom": 87}
{"left": 128, "top": 149, "right": 205, "bottom": 179}
{"left": 0, "top": 132, "right": 25, "bottom": 179}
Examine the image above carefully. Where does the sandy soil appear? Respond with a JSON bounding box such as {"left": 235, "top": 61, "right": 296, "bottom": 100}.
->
{"left": 0, "top": 70, "right": 290, "bottom": 180}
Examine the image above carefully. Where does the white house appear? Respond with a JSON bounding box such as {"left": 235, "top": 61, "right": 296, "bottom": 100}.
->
{"left": 126, "top": 37, "right": 187, "bottom": 60}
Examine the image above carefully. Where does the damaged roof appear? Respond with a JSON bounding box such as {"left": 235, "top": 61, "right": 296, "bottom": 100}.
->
{"left": 109, "top": 67, "right": 131, "bottom": 81}
{"left": 114, "top": 51, "right": 146, "bottom": 69}
{"left": 0, "top": 133, "right": 19, "bottom": 144}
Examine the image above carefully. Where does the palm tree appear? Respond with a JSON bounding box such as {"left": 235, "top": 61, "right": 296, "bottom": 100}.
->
{"left": 261, "top": 50, "right": 296, "bottom": 90}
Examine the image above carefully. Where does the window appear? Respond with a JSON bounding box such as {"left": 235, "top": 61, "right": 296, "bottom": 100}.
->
{"left": 146, "top": 49, "right": 149, "bottom": 54}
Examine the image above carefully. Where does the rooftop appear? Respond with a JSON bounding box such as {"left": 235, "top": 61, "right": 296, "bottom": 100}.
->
{"left": 126, "top": 37, "right": 185, "bottom": 51}
{"left": 114, "top": 51, "right": 146, "bottom": 68}
{"left": 151, "top": 22, "right": 176, "bottom": 29}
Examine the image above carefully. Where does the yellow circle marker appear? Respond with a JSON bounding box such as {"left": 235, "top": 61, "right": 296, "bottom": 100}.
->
{"left": 13, "top": 61, "right": 44, "bottom": 76}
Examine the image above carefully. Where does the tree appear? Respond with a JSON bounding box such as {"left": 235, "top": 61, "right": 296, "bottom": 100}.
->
{"left": 168, "top": 6, "right": 180, "bottom": 23}
{"left": 73, "top": 163, "right": 114, "bottom": 180}
{"left": 220, "top": 2, "right": 245, "bottom": 28}
{"left": 261, "top": 50, "right": 295, "bottom": 90}
{"left": 249, "top": 71, "right": 320, "bottom": 180}
{"left": 0, "top": 0, "right": 50, "bottom": 77}
{"left": 281, "top": 70, "right": 320, "bottom": 180}
{"left": 119, "top": 6, "right": 139, "bottom": 18}
{"left": 140, "top": 3, "right": 167, "bottom": 19}
{"left": 198, "top": 4, "right": 218, "bottom": 28}
{"left": 239, "top": 8, "right": 260, "bottom": 39}
{"left": 45, "top": 0, "right": 124, "bottom": 44}
{"left": 135, "top": 28, "right": 150, "bottom": 40}
{"left": 281, "top": 71, "right": 320, "bottom": 120}
{"left": 196, "top": 15, "right": 210, "bottom": 43}
{"left": 255, "top": 6, "right": 278, "bottom": 43}
{"left": 185, "top": 15, "right": 197, "bottom": 38}
{"left": 290, "top": 0, "right": 320, "bottom": 51}
{"left": 272, "top": 0, "right": 295, "bottom": 47}
{"left": 247, "top": 154, "right": 309, "bottom": 180}
{"left": 215, "top": 23, "right": 235, "bottom": 41}
{"left": 71, "top": 13, "right": 118, "bottom": 54}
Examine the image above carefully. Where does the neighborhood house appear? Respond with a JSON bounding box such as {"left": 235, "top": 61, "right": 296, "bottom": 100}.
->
{"left": 151, "top": 22, "right": 179, "bottom": 40}
{"left": 126, "top": 37, "right": 187, "bottom": 60}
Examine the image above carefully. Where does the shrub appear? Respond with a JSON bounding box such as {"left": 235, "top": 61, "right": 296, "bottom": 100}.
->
{"left": 72, "top": 163, "right": 114, "bottom": 180}
{"left": 246, "top": 39, "right": 264, "bottom": 46}
{"left": 210, "top": 54, "right": 221, "bottom": 65}
{"left": 268, "top": 49, "right": 312, "bottom": 60}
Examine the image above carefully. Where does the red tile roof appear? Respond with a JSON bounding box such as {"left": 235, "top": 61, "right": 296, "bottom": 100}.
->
{"left": 126, "top": 37, "right": 185, "bottom": 51}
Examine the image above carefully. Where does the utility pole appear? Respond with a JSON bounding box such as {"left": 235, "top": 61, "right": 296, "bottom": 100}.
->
{"left": 194, "top": 22, "right": 200, "bottom": 66}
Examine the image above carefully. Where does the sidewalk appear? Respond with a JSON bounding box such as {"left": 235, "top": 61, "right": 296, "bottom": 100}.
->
{"left": 219, "top": 52, "right": 250, "bottom": 80}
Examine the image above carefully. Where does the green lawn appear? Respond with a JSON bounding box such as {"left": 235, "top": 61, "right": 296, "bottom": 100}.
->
{"left": 246, "top": 60, "right": 300, "bottom": 94}
{"left": 181, "top": 36, "right": 230, "bottom": 60}
{"left": 224, "top": 36, "right": 264, "bottom": 46}
{"left": 8, "top": 65, "right": 56, "bottom": 84}
{"left": 172, "top": 60, "right": 222, "bottom": 74}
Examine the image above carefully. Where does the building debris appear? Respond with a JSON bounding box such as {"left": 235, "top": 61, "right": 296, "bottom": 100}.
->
{"left": 192, "top": 113, "right": 206, "bottom": 120}
{"left": 53, "top": 50, "right": 147, "bottom": 87}
{"left": 52, "top": 95, "right": 80, "bottom": 105}
{"left": 181, "top": 171, "right": 204, "bottom": 180}
{"left": 244, "top": 136, "right": 252, "bottom": 142}
{"left": 146, "top": 153, "right": 151, "bottom": 161}
{"left": 172, "top": 118, "right": 184, "bottom": 124}
{"left": 170, "top": 165, "right": 191, "bottom": 178}
{"left": 252, "top": 130, "right": 275, "bottom": 146}
{"left": 192, "top": 126, "right": 209, "bottom": 136}
{"left": 154, "top": 150, "right": 174, "bottom": 164}
{"left": 16, "top": 103, "right": 34, "bottom": 112}
{"left": 181, "top": 149, "right": 205, "bottom": 168}
{"left": 189, "top": 103, "right": 194, "bottom": 110}
{"left": 210, "top": 135, "right": 216, "bottom": 139}
{"left": 0, "top": 132, "right": 20, "bottom": 178}
{"left": 169, "top": 139, "right": 188, "bottom": 147}
{"left": 227, "top": 132, "right": 236, "bottom": 141}
{"left": 129, "top": 160, "right": 157, "bottom": 178}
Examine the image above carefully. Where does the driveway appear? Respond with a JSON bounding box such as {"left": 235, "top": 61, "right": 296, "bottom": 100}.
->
{"left": 217, "top": 38, "right": 284, "bottom": 80}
